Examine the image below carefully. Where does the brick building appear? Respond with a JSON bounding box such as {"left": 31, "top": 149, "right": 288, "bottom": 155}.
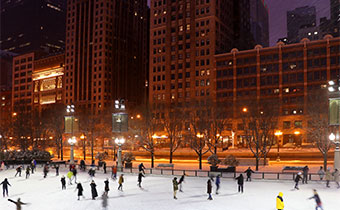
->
{"left": 215, "top": 35, "right": 340, "bottom": 146}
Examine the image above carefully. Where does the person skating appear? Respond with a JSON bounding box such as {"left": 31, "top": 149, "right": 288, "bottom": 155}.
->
{"left": 309, "top": 189, "right": 323, "bottom": 210}
{"left": 76, "top": 182, "right": 84, "bottom": 200}
{"left": 333, "top": 168, "right": 340, "bottom": 188}
{"left": 90, "top": 180, "right": 98, "bottom": 200}
{"left": 118, "top": 174, "right": 124, "bottom": 191}
{"left": 25, "top": 166, "right": 30, "bottom": 179}
{"left": 215, "top": 175, "right": 221, "bottom": 194}
{"left": 138, "top": 163, "right": 146, "bottom": 174}
{"left": 61, "top": 176, "right": 66, "bottom": 190}
{"left": 8, "top": 198, "right": 27, "bottom": 210}
{"left": 111, "top": 165, "right": 117, "bottom": 180}
{"left": 318, "top": 166, "right": 325, "bottom": 181}
{"left": 244, "top": 167, "right": 254, "bottom": 181}
{"left": 80, "top": 160, "right": 86, "bottom": 171}
{"left": 103, "top": 162, "right": 107, "bottom": 174}
{"left": 138, "top": 172, "right": 145, "bottom": 188}
{"left": 31, "top": 159, "right": 36, "bottom": 174}
{"left": 0, "top": 178, "right": 11, "bottom": 197}
{"left": 235, "top": 174, "right": 244, "bottom": 193}
{"left": 43, "top": 164, "right": 49, "bottom": 178}
{"left": 67, "top": 170, "right": 74, "bottom": 185}
{"left": 178, "top": 174, "right": 185, "bottom": 192}
{"left": 72, "top": 168, "right": 78, "bottom": 183}
{"left": 55, "top": 164, "right": 60, "bottom": 176}
{"left": 104, "top": 178, "right": 110, "bottom": 195}
{"left": 101, "top": 192, "right": 108, "bottom": 210}
{"left": 302, "top": 165, "right": 309, "bottom": 184}
{"left": 172, "top": 177, "right": 179, "bottom": 199}
{"left": 294, "top": 172, "right": 302, "bottom": 190}
{"left": 15, "top": 166, "right": 22, "bottom": 177}
{"left": 276, "top": 192, "right": 284, "bottom": 210}
{"left": 325, "top": 168, "right": 332, "bottom": 188}
{"left": 207, "top": 179, "right": 213, "bottom": 200}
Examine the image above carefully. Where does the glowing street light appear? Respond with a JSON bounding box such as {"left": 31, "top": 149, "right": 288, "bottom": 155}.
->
{"left": 329, "top": 132, "right": 340, "bottom": 170}
{"left": 275, "top": 130, "right": 283, "bottom": 161}
{"left": 242, "top": 107, "right": 248, "bottom": 112}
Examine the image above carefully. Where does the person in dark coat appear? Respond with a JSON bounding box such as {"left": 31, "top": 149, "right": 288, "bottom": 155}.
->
{"left": 43, "top": 165, "right": 49, "bottom": 178}
{"left": 302, "top": 165, "right": 309, "bottom": 184}
{"left": 90, "top": 180, "right": 98, "bottom": 200}
{"left": 61, "top": 176, "right": 66, "bottom": 190}
{"left": 80, "top": 160, "right": 86, "bottom": 171}
{"left": 103, "top": 162, "right": 107, "bottom": 174}
{"left": 8, "top": 198, "right": 27, "bottom": 210}
{"left": 294, "top": 172, "right": 302, "bottom": 190}
{"left": 138, "top": 163, "right": 146, "bottom": 174}
{"left": 215, "top": 175, "right": 221, "bottom": 194}
{"left": 76, "top": 182, "right": 84, "bottom": 200}
{"left": 179, "top": 174, "right": 185, "bottom": 192}
{"left": 55, "top": 164, "right": 60, "bottom": 176}
{"left": 207, "top": 179, "right": 213, "bottom": 200}
{"left": 244, "top": 167, "right": 255, "bottom": 181}
{"left": 235, "top": 174, "right": 244, "bottom": 193}
{"left": 138, "top": 172, "right": 145, "bottom": 188}
{"left": 104, "top": 178, "right": 109, "bottom": 195}
{"left": 25, "top": 166, "right": 30, "bottom": 179}
{"left": 0, "top": 178, "right": 11, "bottom": 197}
{"left": 309, "top": 189, "right": 323, "bottom": 210}
{"left": 72, "top": 168, "right": 78, "bottom": 183}
{"left": 15, "top": 166, "right": 22, "bottom": 177}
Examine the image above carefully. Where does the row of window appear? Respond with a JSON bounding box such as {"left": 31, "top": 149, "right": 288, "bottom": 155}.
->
{"left": 14, "top": 57, "right": 33, "bottom": 65}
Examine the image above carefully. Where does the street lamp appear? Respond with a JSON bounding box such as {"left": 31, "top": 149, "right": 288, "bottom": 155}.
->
{"left": 80, "top": 134, "right": 86, "bottom": 160}
{"left": 68, "top": 136, "right": 77, "bottom": 164}
{"left": 329, "top": 132, "right": 340, "bottom": 170}
{"left": 275, "top": 130, "right": 283, "bottom": 161}
{"left": 115, "top": 137, "right": 125, "bottom": 172}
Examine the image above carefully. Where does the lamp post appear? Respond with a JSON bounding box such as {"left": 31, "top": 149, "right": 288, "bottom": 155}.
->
{"left": 329, "top": 132, "right": 340, "bottom": 170}
{"left": 68, "top": 136, "right": 77, "bottom": 164}
{"left": 274, "top": 131, "right": 283, "bottom": 162}
{"left": 115, "top": 137, "right": 125, "bottom": 172}
{"left": 80, "top": 134, "right": 86, "bottom": 160}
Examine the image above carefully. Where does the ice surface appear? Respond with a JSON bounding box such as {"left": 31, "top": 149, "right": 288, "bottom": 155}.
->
{"left": 0, "top": 166, "right": 339, "bottom": 210}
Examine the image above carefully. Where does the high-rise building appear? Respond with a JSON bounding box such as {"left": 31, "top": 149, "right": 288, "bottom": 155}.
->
{"left": 149, "top": 0, "right": 253, "bottom": 106}
{"left": 64, "top": 0, "right": 149, "bottom": 114}
{"left": 0, "top": 0, "right": 66, "bottom": 54}
{"left": 287, "top": 6, "right": 316, "bottom": 43}
{"left": 250, "top": 0, "right": 269, "bottom": 47}
{"left": 330, "top": 0, "right": 340, "bottom": 37}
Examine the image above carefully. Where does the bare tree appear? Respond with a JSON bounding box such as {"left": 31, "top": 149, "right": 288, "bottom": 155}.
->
{"left": 241, "top": 99, "right": 279, "bottom": 170}
{"left": 12, "top": 106, "right": 33, "bottom": 151}
{"left": 307, "top": 88, "right": 332, "bottom": 170}
{"left": 161, "top": 104, "right": 183, "bottom": 163}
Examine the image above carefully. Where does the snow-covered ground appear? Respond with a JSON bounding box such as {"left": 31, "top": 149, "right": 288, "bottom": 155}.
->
{"left": 0, "top": 166, "right": 339, "bottom": 210}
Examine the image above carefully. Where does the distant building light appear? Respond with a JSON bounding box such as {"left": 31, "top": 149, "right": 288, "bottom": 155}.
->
{"left": 314, "top": 31, "right": 318, "bottom": 35}
{"left": 308, "top": 32, "right": 312, "bottom": 36}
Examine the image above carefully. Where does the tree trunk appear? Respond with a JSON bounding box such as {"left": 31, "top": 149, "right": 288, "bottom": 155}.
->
{"left": 60, "top": 138, "right": 64, "bottom": 160}
{"left": 91, "top": 134, "right": 94, "bottom": 161}
{"left": 169, "top": 150, "right": 173, "bottom": 163}
{"left": 255, "top": 156, "right": 259, "bottom": 171}
{"left": 263, "top": 154, "right": 267, "bottom": 166}
{"left": 199, "top": 153, "right": 202, "bottom": 170}
{"left": 151, "top": 151, "right": 154, "bottom": 168}
{"left": 323, "top": 152, "right": 328, "bottom": 171}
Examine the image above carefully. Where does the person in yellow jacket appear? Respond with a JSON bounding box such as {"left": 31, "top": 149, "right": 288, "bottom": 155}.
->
{"left": 118, "top": 174, "right": 124, "bottom": 191}
{"left": 276, "top": 192, "right": 284, "bottom": 210}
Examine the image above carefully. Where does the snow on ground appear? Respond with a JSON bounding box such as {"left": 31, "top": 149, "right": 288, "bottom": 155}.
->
{"left": 0, "top": 166, "right": 339, "bottom": 210}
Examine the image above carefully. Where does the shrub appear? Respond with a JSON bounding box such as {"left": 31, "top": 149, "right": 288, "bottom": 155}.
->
{"left": 207, "top": 154, "right": 221, "bottom": 167}
{"left": 221, "top": 155, "right": 239, "bottom": 167}
{"left": 122, "top": 152, "right": 135, "bottom": 163}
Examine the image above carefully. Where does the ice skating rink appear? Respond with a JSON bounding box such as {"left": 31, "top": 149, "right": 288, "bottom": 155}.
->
{"left": 0, "top": 167, "right": 339, "bottom": 210}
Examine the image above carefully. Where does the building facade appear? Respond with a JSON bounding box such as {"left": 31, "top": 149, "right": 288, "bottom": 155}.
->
{"left": 215, "top": 35, "right": 340, "bottom": 146}
{"left": 250, "top": 0, "right": 269, "bottom": 47}
{"left": 0, "top": 0, "right": 66, "bottom": 54}
{"left": 64, "top": 0, "right": 149, "bottom": 114}
{"left": 330, "top": 0, "right": 340, "bottom": 37}
{"left": 287, "top": 6, "right": 317, "bottom": 44}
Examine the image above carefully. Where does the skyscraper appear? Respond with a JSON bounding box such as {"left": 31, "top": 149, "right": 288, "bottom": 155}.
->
{"left": 287, "top": 6, "right": 316, "bottom": 43}
{"left": 250, "top": 0, "right": 269, "bottom": 47}
{"left": 0, "top": 0, "right": 66, "bottom": 54}
{"left": 330, "top": 0, "right": 340, "bottom": 37}
{"left": 64, "top": 0, "right": 149, "bottom": 114}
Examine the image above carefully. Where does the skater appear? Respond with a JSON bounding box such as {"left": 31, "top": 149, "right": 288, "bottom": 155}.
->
{"left": 215, "top": 174, "right": 221, "bottom": 194}
{"left": 25, "top": 166, "right": 30, "bottom": 179}
{"left": 325, "top": 168, "right": 332, "bottom": 188}
{"left": 43, "top": 164, "right": 49, "bottom": 178}
{"left": 72, "top": 168, "right": 78, "bottom": 183}
{"left": 90, "top": 180, "right": 98, "bottom": 200}
{"left": 61, "top": 175, "right": 66, "bottom": 190}
{"left": 172, "top": 177, "right": 179, "bottom": 199}
{"left": 138, "top": 163, "right": 146, "bottom": 174}
{"left": 55, "top": 164, "right": 60, "bottom": 176}
{"left": 235, "top": 174, "right": 244, "bottom": 193}
{"left": 294, "top": 172, "right": 302, "bottom": 190}
{"left": 67, "top": 170, "right": 74, "bottom": 185}
{"left": 309, "top": 189, "right": 323, "bottom": 210}
{"left": 104, "top": 178, "right": 110, "bottom": 195}
{"left": 178, "top": 174, "right": 185, "bottom": 192}
{"left": 118, "top": 174, "right": 124, "bottom": 191}
{"left": 102, "top": 162, "right": 106, "bottom": 174}
{"left": 111, "top": 165, "right": 117, "bottom": 180}
{"left": 31, "top": 159, "right": 36, "bottom": 173}
{"left": 245, "top": 167, "right": 254, "bottom": 181}
{"left": 76, "top": 182, "right": 84, "bottom": 200}
{"left": 15, "top": 166, "right": 22, "bottom": 177}
{"left": 8, "top": 198, "right": 27, "bottom": 210}
{"left": 276, "top": 192, "right": 284, "bottom": 210}
{"left": 317, "top": 166, "right": 325, "bottom": 181}
{"left": 207, "top": 179, "right": 213, "bottom": 200}
{"left": 333, "top": 168, "right": 340, "bottom": 188}
{"left": 302, "top": 165, "right": 309, "bottom": 184}
{"left": 138, "top": 172, "right": 145, "bottom": 188}
{"left": 0, "top": 178, "right": 11, "bottom": 197}
{"left": 80, "top": 160, "right": 86, "bottom": 171}
{"left": 89, "top": 167, "right": 96, "bottom": 178}
{"left": 102, "top": 192, "right": 108, "bottom": 210}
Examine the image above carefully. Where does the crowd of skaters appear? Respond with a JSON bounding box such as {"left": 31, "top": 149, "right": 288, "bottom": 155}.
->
{"left": 1, "top": 161, "right": 340, "bottom": 210}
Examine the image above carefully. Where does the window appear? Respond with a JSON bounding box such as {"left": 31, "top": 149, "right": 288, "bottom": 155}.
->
{"left": 283, "top": 121, "right": 290, "bottom": 129}
{"left": 294, "top": 121, "right": 302, "bottom": 128}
